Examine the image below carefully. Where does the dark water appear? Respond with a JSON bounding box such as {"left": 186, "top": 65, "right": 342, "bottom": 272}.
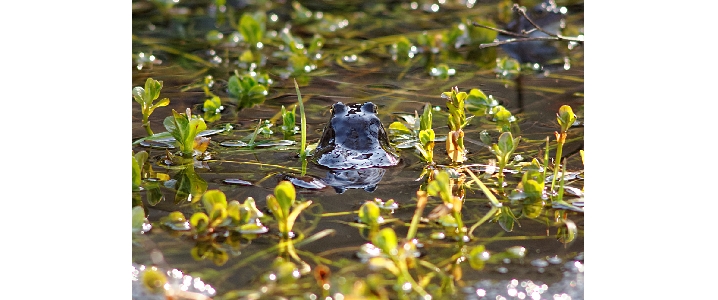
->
{"left": 132, "top": 0, "right": 583, "bottom": 299}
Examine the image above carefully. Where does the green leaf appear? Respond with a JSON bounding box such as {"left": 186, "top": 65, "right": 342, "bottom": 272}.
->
{"left": 285, "top": 200, "right": 312, "bottom": 235}
{"left": 190, "top": 212, "right": 209, "bottom": 232}
{"left": 388, "top": 121, "right": 412, "bottom": 136}
{"left": 132, "top": 155, "right": 141, "bottom": 191}
{"left": 497, "top": 132, "right": 514, "bottom": 155}
{"left": 227, "top": 200, "right": 241, "bottom": 224}
{"left": 266, "top": 195, "right": 284, "bottom": 221}
{"left": 227, "top": 75, "right": 242, "bottom": 98}
{"left": 468, "top": 244, "right": 488, "bottom": 270}
{"left": 495, "top": 206, "right": 519, "bottom": 232}
{"left": 246, "top": 85, "right": 268, "bottom": 106}
{"left": 141, "top": 267, "right": 167, "bottom": 293}
{"left": 373, "top": 227, "right": 398, "bottom": 255}
{"left": 132, "top": 87, "right": 146, "bottom": 105}
{"left": 203, "top": 96, "right": 221, "bottom": 112}
{"left": 202, "top": 190, "right": 228, "bottom": 213}
{"left": 239, "top": 13, "right": 262, "bottom": 46}
{"left": 359, "top": 201, "right": 381, "bottom": 225}
{"left": 132, "top": 206, "right": 145, "bottom": 232}
{"left": 144, "top": 78, "right": 163, "bottom": 102}
{"left": 209, "top": 206, "right": 227, "bottom": 227}
{"left": 420, "top": 103, "right": 432, "bottom": 131}
{"left": 419, "top": 129, "right": 435, "bottom": 146}
{"left": 557, "top": 105, "right": 576, "bottom": 132}
{"left": 427, "top": 171, "right": 452, "bottom": 204}
{"left": 274, "top": 181, "right": 296, "bottom": 218}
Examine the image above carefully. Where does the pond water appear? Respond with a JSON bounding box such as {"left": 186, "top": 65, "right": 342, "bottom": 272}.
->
{"left": 132, "top": 0, "right": 584, "bottom": 299}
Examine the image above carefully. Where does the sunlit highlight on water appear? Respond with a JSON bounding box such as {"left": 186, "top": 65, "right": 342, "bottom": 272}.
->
{"left": 430, "top": 4, "right": 439, "bottom": 12}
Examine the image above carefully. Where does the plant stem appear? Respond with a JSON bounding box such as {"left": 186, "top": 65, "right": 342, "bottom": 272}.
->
{"left": 407, "top": 191, "right": 428, "bottom": 240}
{"left": 142, "top": 114, "right": 154, "bottom": 136}
{"left": 550, "top": 132, "right": 566, "bottom": 194}
{"left": 294, "top": 79, "right": 307, "bottom": 161}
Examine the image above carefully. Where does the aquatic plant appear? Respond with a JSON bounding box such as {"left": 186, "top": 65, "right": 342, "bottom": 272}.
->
{"left": 366, "top": 227, "right": 430, "bottom": 299}
{"left": 280, "top": 105, "right": 298, "bottom": 139}
{"left": 294, "top": 79, "right": 307, "bottom": 162}
{"left": 389, "top": 103, "right": 436, "bottom": 164}
{"left": 426, "top": 170, "right": 468, "bottom": 242}
{"left": 442, "top": 87, "right": 469, "bottom": 163}
{"left": 489, "top": 131, "right": 521, "bottom": 194}
{"left": 551, "top": 105, "right": 577, "bottom": 194}
{"left": 430, "top": 63, "right": 455, "bottom": 80}
{"left": 490, "top": 105, "right": 517, "bottom": 133}
{"left": 159, "top": 190, "right": 268, "bottom": 265}
{"left": 170, "top": 164, "right": 207, "bottom": 204}
{"left": 465, "top": 88, "right": 498, "bottom": 117}
{"left": 132, "top": 206, "right": 148, "bottom": 234}
{"left": 202, "top": 95, "right": 223, "bottom": 122}
{"left": 495, "top": 56, "right": 521, "bottom": 79}
{"left": 239, "top": 12, "right": 266, "bottom": 49}
{"left": 162, "top": 108, "right": 208, "bottom": 158}
{"left": 132, "top": 153, "right": 142, "bottom": 192}
{"left": 132, "top": 78, "right": 170, "bottom": 136}
{"left": 141, "top": 266, "right": 168, "bottom": 294}
{"left": 266, "top": 181, "right": 313, "bottom": 238}
{"left": 227, "top": 69, "right": 271, "bottom": 109}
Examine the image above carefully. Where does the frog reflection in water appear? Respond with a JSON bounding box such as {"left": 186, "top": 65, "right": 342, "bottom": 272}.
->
{"left": 291, "top": 102, "right": 400, "bottom": 194}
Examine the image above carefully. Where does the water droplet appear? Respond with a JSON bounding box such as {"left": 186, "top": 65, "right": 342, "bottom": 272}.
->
{"left": 547, "top": 256, "right": 562, "bottom": 264}
{"left": 531, "top": 259, "right": 549, "bottom": 268}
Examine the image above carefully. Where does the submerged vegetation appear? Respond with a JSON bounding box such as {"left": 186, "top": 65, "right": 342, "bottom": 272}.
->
{"left": 132, "top": 0, "right": 583, "bottom": 299}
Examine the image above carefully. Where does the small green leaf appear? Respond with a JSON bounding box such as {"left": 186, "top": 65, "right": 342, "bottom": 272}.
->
{"left": 203, "top": 96, "right": 221, "bottom": 112}
{"left": 190, "top": 212, "right": 209, "bottom": 233}
{"left": 373, "top": 227, "right": 398, "bottom": 255}
{"left": 274, "top": 181, "right": 296, "bottom": 217}
{"left": 132, "top": 206, "right": 145, "bottom": 232}
{"left": 359, "top": 201, "right": 381, "bottom": 225}
{"left": 202, "top": 190, "right": 228, "bottom": 213}
{"left": 141, "top": 267, "right": 167, "bottom": 293}
{"left": 388, "top": 121, "right": 412, "bottom": 135}
{"left": 144, "top": 78, "right": 163, "bottom": 102}
{"left": 468, "top": 244, "right": 488, "bottom": 270}
{"left": 419, "top": 129, "right": 435, "bottom": 146}
{"left": 497, "top": 132, "right": 514, "bottom": 155}
{"left": 132, "top": 155, "right": 141, "bottom": 191}
{"left": 557, "top": 105, "right": 576, "bottom": 133}
{"left": 132, "top": 87, "right": 146, "bottom": 105}
{"left": 285, "top": 200, "right": 312, "bottom": 235}
{"left": 227, "top": 75, "right": 242, "bottom": 98}
{"left": 266, "top": 195, "right": 284, "bottom": 220}
{"left": 239, "top": 13, "right": 262, "bottom": 46}
{"left": 420, "top": 103, "right": 432, "bottom": 131}
{"left": 227, "top": 200, "right": 241, "bottom": 224}
{"left": 212, "top": 248, "right": 229, "bottom": 266}
{"left": 209, "top": 206, "right": 227, "bottom": 227}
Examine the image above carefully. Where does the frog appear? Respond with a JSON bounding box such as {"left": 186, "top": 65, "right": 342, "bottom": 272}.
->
{"left": 311, "top": 102, "right": 400, "bottom": 170}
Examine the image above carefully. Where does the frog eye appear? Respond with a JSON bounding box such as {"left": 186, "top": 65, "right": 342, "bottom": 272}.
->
{"left": 332, "top": 102, "right": 347, "bottom": 115}
{"left": 361, "top": 102, "right": 377, "bottom": 114}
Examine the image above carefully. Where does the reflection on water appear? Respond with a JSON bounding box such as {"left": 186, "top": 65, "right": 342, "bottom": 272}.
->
{"left": 322, "top": 167, "right": 387, "bottom": 194}
{"left": 464, "top": 258, "right": 584, "bottom": 300}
